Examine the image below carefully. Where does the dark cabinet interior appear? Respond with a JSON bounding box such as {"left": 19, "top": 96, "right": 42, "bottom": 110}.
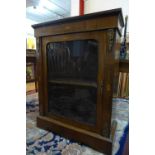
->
{"left": 32, "top": 8, "right": 124, "bottom": 155}
{"left": 48, "top": 83, "right": 97, "bottom": 125}
{"left": 46, "top": 40, "right": 98, "bottom": 81}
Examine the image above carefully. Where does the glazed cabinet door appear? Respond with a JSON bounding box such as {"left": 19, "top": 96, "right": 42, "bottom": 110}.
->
{"left": 41, "top": 31, "right": 106, "bottom": 133}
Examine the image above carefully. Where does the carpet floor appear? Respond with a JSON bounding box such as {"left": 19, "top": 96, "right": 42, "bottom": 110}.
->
{"left": 26, "top": 93, "right": 128, "bottom": 155}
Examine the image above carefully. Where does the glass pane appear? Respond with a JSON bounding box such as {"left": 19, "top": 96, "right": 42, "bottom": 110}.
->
{"left": 46, "top": 39, "right": 98, "bottom": 125}
{"left": 46, "top": 40, "right": 98, "bottom": 82}
{"left": 48, "top": 83, "right": 97, "bottom": 125}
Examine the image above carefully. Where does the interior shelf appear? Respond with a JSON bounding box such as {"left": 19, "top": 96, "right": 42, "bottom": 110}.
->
{"left": 48, "top": 79, "right": 97, "bottom": 88}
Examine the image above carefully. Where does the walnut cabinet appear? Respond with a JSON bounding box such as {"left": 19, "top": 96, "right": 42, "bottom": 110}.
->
{"left": 32, "top": 8, "right": 124, "bottom": 155}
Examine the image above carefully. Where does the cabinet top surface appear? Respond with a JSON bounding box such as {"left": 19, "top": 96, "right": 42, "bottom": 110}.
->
{"left": 32, "top": 8, "right": 124, "bottom": 29}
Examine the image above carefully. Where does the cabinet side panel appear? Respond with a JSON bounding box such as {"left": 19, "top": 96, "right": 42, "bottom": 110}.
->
{"left": 36, "top": 37, "right": 45, "bottom": 115}
{"left": 113, "top": 31, "right": 121, "bottom": 97}
{"left": 101, "top": 29, "right": 119, "bottom": 137}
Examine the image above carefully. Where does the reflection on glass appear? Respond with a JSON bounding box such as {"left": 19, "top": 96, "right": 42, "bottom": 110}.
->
{"left": 47, "top": 40, "right": 98, "bottom": 82}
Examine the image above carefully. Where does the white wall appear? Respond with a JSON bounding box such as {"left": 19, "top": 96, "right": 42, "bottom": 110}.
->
{"left": 26, "top": 18, "right": 37, "bottom": 37}
{"left": 85, "top": 0, "right": 128, "bottom": 16}
{"left": 26, "top": 18, "right": 37, "bottom": 49}
{"left": 84, "top": 0, "right": 129, "bottom": 32}
{"left": 71, "top": 0, "right": 80, "bottom": 16}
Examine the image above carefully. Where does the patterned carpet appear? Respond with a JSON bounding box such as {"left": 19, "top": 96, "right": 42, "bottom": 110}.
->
{"left": 26, "top": 93, "right": 128, "bottom": 155}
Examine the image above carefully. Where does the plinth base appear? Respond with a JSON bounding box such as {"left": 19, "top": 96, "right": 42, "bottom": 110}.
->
{"left": 37, "top": 116, "right": 112, "bottom": 155}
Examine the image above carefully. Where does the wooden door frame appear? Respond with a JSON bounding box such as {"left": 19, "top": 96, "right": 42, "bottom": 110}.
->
{"left": 40, "top": 31, "right": 107, "bottom": 134}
